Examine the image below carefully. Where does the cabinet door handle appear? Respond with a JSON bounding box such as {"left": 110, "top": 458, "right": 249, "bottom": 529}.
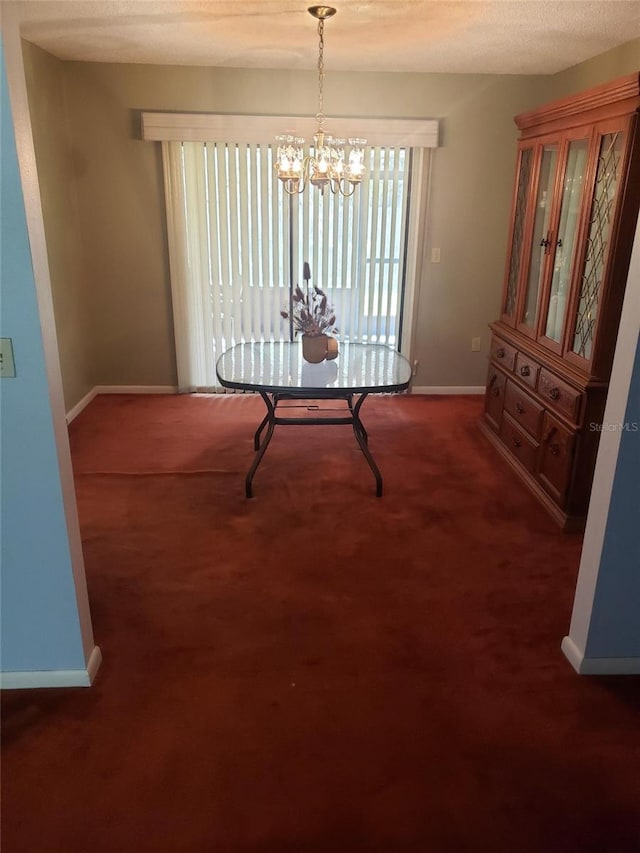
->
{"left": 548, "top": 387, "right": 561, "bottom": 401}
{"left": 496, "top": 347, "right": 506, "bottom": 359}
{"left": 557, "top": 238, "right": 563, "bottom": 248}
{"left": 520, "top": 365, "right": 530, "bottom": 377}
{"left": 544, "top": 426, "right": 557, "bottom": 443}
{"left": 512, "top": 437, "right": 522, "bottom": 448}
{"left": 489, "top": 374, "right": 500, "bottom": 397}
{"left": 549, "top": 443, "right": 560, "bottom": 456}
{"left": 515, "top": 402, "right": 525, "bottom": 414}
{"left": 540, "top": 231, "right": 553, "bottom": 254}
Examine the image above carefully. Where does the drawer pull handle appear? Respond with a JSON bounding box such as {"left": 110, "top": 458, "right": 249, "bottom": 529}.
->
{"left": 491, "top": 387, "right": 501, "bottom": 398}
{"left": 520, "top": 365, "right": 530, "bottom": 377}
{"left": 515, "top": 402, "right": 525, "bottom": 414}
{"left": 549, "top": 443, "right": 560, "bottom": 456}
{"left": 496, "top": 347, "right": 506, "bottom": 359}
{"left": 512, "top": 437, "right": 522, "bottom": 448}
{"left": 548, "top": 386, "right": 561, "bottom": 401}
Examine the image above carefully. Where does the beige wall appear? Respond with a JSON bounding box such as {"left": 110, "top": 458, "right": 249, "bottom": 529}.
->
{"left": 21, "top": 42, "right": 93, "bottom": 410}
{"left": 21, "top": 37, "right": 640, "bottom": 406}
{"left": 541, "top": 37, "right": 640, "bottom": 102}
{"left": 414, "top": 75, "right": 545, "bottom": 384}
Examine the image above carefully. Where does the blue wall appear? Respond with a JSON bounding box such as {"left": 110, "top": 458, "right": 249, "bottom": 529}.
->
{"left": 0, "top": 45, "right": 86, "bottom": 672}
{"left": 586, "top": 335, "right": 640, "bottom": 658}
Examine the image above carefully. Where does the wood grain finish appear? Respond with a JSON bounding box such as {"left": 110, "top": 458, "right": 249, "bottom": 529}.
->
{"left": 514, "top": 352, "right": 541, "bottom": 390}
{"left": 481, "top": 73, "right": 640, "bottom": 529}
{"left": 539, "top": 412, "right": 576, "bottom": 503}
{"left": 484, "top": 367, "right": 506, "bottom": 432}
{"left": 490, "top": 337, "right": 517, "bottom": 372}
{"left": 504, "top": 380, "right": 544, "bottom": 439}
{"left": 538, "top": 369, "right": 582, "bottom": 421}
{"left": 500, "top": 413, "right": 539, "bottom": 475}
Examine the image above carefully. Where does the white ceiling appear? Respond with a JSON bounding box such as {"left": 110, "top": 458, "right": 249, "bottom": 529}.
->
{"left": 12, "top": 0, "right": 640, "bottom": 75}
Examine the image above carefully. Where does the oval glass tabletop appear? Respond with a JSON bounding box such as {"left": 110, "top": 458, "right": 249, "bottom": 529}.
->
{"left": 215, "top": 341, "right": 412, "bottom": 394}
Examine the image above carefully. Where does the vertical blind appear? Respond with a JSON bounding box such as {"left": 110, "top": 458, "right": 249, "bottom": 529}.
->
{"left": 162, "top": 139, "right": 412, "bottom": 392}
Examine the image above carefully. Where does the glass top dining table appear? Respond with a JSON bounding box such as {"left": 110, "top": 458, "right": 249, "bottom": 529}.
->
{"left": 215, "top": 340, "right": 413, "bottom": 395}
{"left": 215, "top": 340, "right": 413, "bottom": 498}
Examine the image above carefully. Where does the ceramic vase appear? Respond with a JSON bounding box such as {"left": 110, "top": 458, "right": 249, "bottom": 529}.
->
{"left": 302, "top": 333, "right": 328, "bottom": 363}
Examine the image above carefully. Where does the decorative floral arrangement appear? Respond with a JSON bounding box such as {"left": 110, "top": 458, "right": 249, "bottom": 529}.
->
{"left": 281, "top": 284, "right": 339, "bottom": 338}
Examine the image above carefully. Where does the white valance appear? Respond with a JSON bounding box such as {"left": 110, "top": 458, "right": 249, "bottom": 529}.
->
{"left": 141, "top": 112, "right": 439, "bottom": 148}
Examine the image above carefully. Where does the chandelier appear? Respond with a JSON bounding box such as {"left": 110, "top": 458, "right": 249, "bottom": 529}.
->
{"left": 275, "top": 5, "right": 367, "bottom": 197}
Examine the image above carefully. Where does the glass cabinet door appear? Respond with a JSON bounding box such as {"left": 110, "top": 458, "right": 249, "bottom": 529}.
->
{"left": 544, "top": 138, "right": 589, "bottom": 342}
{"left": 520, "top": 145, "right": 557, "bottom": 330}
{"left": 502, "top": 147, "right": 533, "bottom": 320}
{"left": 571, "top": 131, "right": 625, "bottom": 361}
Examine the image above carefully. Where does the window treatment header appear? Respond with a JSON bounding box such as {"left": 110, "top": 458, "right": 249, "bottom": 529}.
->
{"left": 142, "top": 112, "right": 439, "bottom": 148}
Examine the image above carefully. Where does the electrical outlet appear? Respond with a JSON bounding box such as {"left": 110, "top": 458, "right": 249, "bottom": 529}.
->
{"left": 471, "top": 337, "right": 481, "bottom": 352}
{"left": 0, "top": 338, "right": 16, "bottom": 377}
{"left": 412, "top": 360, "right": 419, "bottom": 377}
{"left": 431, "top": 247, "right": 441, "bottom": 263}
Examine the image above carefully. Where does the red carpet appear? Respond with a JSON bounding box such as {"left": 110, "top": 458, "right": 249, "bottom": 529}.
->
{"left": 2, "top": 393, "right": 639, "bottom": 852}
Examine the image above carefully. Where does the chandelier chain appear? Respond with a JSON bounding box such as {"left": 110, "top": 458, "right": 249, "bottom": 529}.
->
{"left": 317, "top": 19, "right": 325, "bottom": 125}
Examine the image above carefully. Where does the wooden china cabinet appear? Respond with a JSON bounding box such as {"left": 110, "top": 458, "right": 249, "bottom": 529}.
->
{"left": 479, "top": 73, "right": 640, "bottom": 530}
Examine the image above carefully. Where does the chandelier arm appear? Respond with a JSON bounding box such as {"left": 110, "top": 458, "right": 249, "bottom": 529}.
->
{"left": 281, "top": 156, "right": 315, "bottom": 195}
{"left": 331, "top": 179, "right": 357, "bottom": 198}
{"left": 299, "top": 158, "right": 311, "bottom": 193}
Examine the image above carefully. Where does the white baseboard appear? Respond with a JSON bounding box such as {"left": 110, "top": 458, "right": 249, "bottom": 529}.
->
{"left": 0, "top": 645, "right": 102, "bottom": 689}
{"left": 94, "top": 385, "right": 178, "bottom": 395}
{"left": 411, "top": 386, "right": 485, "bottom": 395}
{"left": 561, "top": 636, "right": 640, "bottom": 675}
{"left": 66, "top": 387, "right": 98, "bottom": 423}
{"left": 66, "top": 386, "right": 178, "bottom": 422}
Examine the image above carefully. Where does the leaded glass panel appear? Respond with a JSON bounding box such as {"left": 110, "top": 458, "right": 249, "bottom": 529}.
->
{"left": 521, "top": 145, "right": 557, "bottom": 328}
{"left": 503, "top": 148, "right": 532, "bottom": 317}
{"left": 572, "top": 132, "right": 625, "bottom": 360}
{"left": 544, "top": 139, "right": 588, "bottom": 342}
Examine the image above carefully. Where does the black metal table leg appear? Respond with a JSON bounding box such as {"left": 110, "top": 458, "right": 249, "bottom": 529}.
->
{"left": 347, "top": 394, "right": 368, "bottom": 445}
{"left": 253, "top": 412, "right": 270, "bottom": 450}
{"left": 246, "top": 391, "right": 276, "bottom": 497}
{"left": 352, "top": 393, "right": 383, "bottom": 497}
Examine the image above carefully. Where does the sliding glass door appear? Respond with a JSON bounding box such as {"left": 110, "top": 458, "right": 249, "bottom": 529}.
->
{"left": 163, "top": 139, "right": 414, "bottom": 391}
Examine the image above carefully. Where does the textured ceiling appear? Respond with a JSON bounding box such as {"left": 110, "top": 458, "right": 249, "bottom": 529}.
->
{"left": 13, "top": 0, "right": 640, "bottom": 75}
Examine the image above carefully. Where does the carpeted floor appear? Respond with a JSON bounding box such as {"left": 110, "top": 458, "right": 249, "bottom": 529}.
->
{"left": 2, "top": 393, "right": 639, "bottom": 852}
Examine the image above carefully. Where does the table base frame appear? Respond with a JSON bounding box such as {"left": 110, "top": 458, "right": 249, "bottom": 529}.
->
{"left": 246, "top": 390, "right": 382, "bottom": 498}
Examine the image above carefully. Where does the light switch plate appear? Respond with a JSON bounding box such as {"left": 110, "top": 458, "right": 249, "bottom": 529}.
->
{"left": 0, "top": 338, "right": 16, "bottom": 377}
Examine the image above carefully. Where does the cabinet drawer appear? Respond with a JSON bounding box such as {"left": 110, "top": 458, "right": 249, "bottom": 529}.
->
{"left": 500, "top": 413, "right": 539, "bottom": 474}
{"left": 538, "top": 413, "right": 576, "bottom": 503}
{"left": 484, "top": 367, "right": 507, "bottom": 432}
{"left": 504, "top": 380, "right": 544, "bottom": 439}
{"left": 491, "top": 337, "right": 517, "bottom": 372}
{"left": 538, "top": 369, "right": 581, "bottom": 421}
{"left": 514, "top": 352, "right": 541, "bottom": 390}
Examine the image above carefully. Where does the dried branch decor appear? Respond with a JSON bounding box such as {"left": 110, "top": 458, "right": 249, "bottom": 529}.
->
{"left": 281, "top": 285, "right": 339, "bottom": 338}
